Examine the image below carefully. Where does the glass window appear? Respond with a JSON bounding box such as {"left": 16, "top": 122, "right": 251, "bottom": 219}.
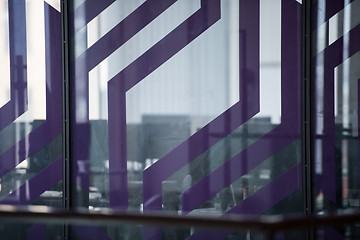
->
{"left": 312, "top": 0, "right": 360, "bottom": 238}
{"left": 0, "top": 0, "right": 63, "bottom": 209}
{"left": 70, "top": 1, "right": 303, "bottom": 239}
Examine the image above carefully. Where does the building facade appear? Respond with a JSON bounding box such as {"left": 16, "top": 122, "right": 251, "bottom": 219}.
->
{"left": 0, "top": 0, "right": 359, "bottom": 239}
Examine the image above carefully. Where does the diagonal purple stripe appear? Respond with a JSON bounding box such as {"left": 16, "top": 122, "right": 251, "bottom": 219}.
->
{"left": 0, "top": 3, "right": 62, "bottom": 179}
{"left": 313, "top": 23, "right": 360, "bottom": 202}
{"left": 141, "top": 0, "right": 260, "bottom": 217}
{"left": 70, "top": 0, "right": 115, "bottom": 34}
{"left": 321, "top": 24, "right": 360, "bottom": 69}
{"left": 0, "top": 156, "right": 62, "bottom": 205}
{"left": 189, "top": 163, "right": 302, "bottom": 240}
{"left": 182, "top": 0, "right": 302, "bottom": 212}
{"left": 108, "top": 0, "right": 224, "bottom": 209}
{"left": 109, "top": 0, "right": 222, "bottom": 92}
{"left": 312, "top": 0, "right": 356, "bottom": 29}
{"left": 0, "top": 0, "right": 28, "bottom": 132}
{"left": 181, "top": 126, "right": 299, "bottom": 212}
{"left": 230, "top": 164, "right": 302, "bottom": 214}
{"left": 0, "top": 127, "right": 60, "bottom": 179}
{"left": 76, "top": 0, "right": 177, "bottom": 73}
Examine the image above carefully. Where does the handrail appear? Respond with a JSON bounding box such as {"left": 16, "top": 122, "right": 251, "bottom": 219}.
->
{"left": 0, "top": 205, "right": 360, "bottom": 232}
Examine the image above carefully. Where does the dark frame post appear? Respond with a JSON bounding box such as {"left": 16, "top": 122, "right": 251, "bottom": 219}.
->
{"left": 302, "top": 0, "right": 314, "bottom": 239}
{"left": 61, "top": 0, "right": 71, "bottom": 239}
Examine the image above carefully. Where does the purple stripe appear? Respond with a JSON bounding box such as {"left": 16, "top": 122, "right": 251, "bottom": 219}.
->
{"left": 239, "top": 0, "right": 260, "bottom": 113}
{"left": 0, "top": 0, "right": 28, "bottom": 132}
{"left": 108, "top": 0, "right": 223, "bottom": 209}
{"left": 108, "top": 86, "right": 128, "bottom": 208}
{"left": 0, "top": 3, "right": 62, "bottom": 179}
{"left": 229, "top": 164, "right": 302, "bottom": 214}
{"left": 181, "top": 125, "right": 299, "bottom": 212}
{"left": 313, "top": 23, "right": 360, "bottom": 202}
{"left": 189, "top": 163, "right": 302, "bottom": 240}
{"left": 27, "top": 224, "right": 46, "bottom": 240}
{"left": 70, "top": 0, "right": 115, "bottom": 34}
{"left": 182, "top": 0, "right": 302, "bottom": 212}
{"left": 76, "top": 0, "right": 177, "bottom": 73}
{"left": 0, "top": 126, "right": 59, "bottom": 179}
{"left": 0, "top": 156, "right": 62, "bottom": 205}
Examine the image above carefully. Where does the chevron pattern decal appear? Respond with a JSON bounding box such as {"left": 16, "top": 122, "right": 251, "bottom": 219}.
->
{"left": 70, "top": 0, "right": 302, "bottom": 239}
{"left": 0, "top": 1, "right": 62, "bottom": 205}
{"left": 311, "top": 1, "right": 360, "bottom": 239}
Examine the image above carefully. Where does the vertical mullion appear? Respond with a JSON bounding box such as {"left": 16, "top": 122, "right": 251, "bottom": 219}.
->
{"left": 61, "top": 0, "right": 71, "bottom": 238}
{"left": 302, "top": 0, "right": 314, "bottom": 239}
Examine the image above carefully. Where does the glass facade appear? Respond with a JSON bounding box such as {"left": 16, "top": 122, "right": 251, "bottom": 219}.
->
{"left": 0, "top": 0, "right": 359, "bottom": 239}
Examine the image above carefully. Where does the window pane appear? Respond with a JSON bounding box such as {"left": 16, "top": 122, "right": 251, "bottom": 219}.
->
{"left": 0, "top": 0, "right": 63, "bottom": 239}
{"left": 70, "top": 0, "right": 303, "bottom": 238}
